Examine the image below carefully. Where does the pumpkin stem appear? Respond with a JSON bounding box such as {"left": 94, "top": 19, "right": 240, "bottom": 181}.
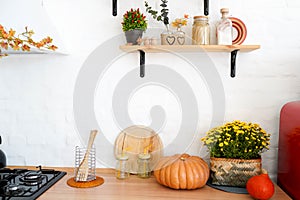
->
{"left": 180, "top": 153, "right": 190, "bottom": 161}
{"left": 261, "top": 168, "right": 268, "bottom": 174}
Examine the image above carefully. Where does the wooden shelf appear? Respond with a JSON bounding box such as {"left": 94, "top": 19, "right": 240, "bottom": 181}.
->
{"left": 119, "top": 44, "right": 260, "bottom": 53}
{"left": 119, "top": 44, "right": 260, "bottom": 78}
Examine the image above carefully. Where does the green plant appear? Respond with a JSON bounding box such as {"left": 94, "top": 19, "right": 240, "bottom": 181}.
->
{"left": 0, "top": 24, "right": 57, "bottom": 58}
{"left": 122, "top": 8, "right": 148, "bottom": 32}
{"left": 145, "top": 0, "right": 169, "bottom": 27}
{"left": 201, "top": 120, "right": 271, "bottom": 159}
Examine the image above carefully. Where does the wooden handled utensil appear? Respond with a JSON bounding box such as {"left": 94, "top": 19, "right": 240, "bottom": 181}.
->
{"left": 75, "top": 130, "right": 98, "bottom": 182}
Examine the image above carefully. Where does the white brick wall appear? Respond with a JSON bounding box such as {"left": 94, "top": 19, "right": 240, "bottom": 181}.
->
{"left": 0, "top": 0, "right": 299, "bottom": 182}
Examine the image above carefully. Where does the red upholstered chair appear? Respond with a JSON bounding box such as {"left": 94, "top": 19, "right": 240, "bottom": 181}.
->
{"left": 278, "top": 101, "right": 300, "bottom": 200}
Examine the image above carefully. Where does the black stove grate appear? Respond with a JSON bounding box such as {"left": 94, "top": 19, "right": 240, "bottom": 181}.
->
{"left": 0, "top": 166, "right": 66, "bottom": 200}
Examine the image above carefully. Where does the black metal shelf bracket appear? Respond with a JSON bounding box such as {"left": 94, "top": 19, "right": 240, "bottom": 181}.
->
{"left": 204, "top": 0, "right": 209, "bottom": 16}
{"left": 112, "top": 0, "right": 117, "bottom": 16}
{"left": 230, "top": 49, "right": 239, "bottom": 78}
{"left": 139, "top": 50, "right": 145, "bottom": 78}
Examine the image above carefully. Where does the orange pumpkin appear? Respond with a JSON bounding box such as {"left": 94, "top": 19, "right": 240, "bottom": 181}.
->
{"left": 154, "top": 153, "right": 209, "bottom": 189}
{"left": 246, "top": 169, "right": 275, "bottom": 200}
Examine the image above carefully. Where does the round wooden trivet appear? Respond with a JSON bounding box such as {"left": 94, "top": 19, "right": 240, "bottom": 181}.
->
{"left": 67, "top": 176, "right": 104, "bottom": 188}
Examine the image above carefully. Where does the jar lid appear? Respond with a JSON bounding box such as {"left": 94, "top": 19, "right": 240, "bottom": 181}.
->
{"left": 138, "top": 153, "right": 151, "bottom": 160}
{"left": 220, "top": 8, "right": 229, "bottom": 13}
{"left": 116, "top": 154, "right": 129, "bottom": 160}
{"left": 194, "top": 15, "right": 209, "bottom": 19}
{"left": 193, "top": 16, "right": 209, "bottom": 21}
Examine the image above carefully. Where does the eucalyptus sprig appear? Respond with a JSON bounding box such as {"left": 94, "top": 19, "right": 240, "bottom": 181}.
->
{"left": 145, "top": 0, "right": 169, "bottom": 27}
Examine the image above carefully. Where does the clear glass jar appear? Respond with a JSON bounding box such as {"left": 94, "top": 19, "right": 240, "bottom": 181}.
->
{"left": 192, "top": 16, "right": 210, "bottom": 45}
{"left": 216, "top": 8, "right": 233, "bottom": 45}
{"left": 115, "top": 154, "right": 130, "bottom": 179}
{"left": 137, "top": 153, "right": 151, "bottom": 178}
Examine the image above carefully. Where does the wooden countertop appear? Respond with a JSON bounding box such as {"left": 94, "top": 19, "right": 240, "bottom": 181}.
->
{"left": 20, "top": 167, "right": 289, "bottom": 200}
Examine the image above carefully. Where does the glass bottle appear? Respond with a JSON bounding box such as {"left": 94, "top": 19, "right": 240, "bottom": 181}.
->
{"left": 192, "top": 16, "right": 210, "bottom": 45}
{"left": 115, "top": 154, "right": 130, "bottom": 179}
{"left": 216, "top": 8, "right": 233, "bottom": 45}
{"left": 137, "top": 153, "right": 151, "bottom": 178}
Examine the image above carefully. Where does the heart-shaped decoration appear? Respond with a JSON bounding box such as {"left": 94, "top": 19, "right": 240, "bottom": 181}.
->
{"left": 177, "top": 36, "right": 185, "bottom": 45}
{"left": 166, "top": 36, "right": 176, "bottom": 45}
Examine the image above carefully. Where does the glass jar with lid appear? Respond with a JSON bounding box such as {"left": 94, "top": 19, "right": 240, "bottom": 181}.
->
{"left": 192, "top": 16, "right": 210, "bottom": 45}
{"left": 115, "top": 154, "right": 130, "bottom": 179}
{"left": 137, "top": 153, "right": 151, "bottom": 178}
{"left": 216, "top": 8, "right": 233, "bottom": 45}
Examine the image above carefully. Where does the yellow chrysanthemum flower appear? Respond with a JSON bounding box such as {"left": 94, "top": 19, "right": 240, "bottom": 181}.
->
{"left": 201, "top": 120, "right": 270, "bottom": 159}
{"left": 205, "top": 139, "right": 213, "bottom": 145}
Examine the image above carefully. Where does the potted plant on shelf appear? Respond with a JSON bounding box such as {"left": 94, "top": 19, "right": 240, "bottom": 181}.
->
{"left": 0, "top": 24, "right": 57, "bottom": 58}
{"left": 201, "top": 120, "right": 271, "bottom": 187}
{"left": 145, "top": 0, "right": 173, "bottom": 45}
{"left": 122, "top": 8, "right": 148, "bottom": 45}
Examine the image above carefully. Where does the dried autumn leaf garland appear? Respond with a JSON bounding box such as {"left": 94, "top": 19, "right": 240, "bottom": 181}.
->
{"left": 0, "top": 24, "right": 57, "bottom": 58}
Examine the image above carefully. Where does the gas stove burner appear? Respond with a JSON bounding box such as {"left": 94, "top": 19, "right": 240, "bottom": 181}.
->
{"left": 5, "top": 184, "right": 25, "bottom": 196}
{"left": 19, "top": 172, "right": 44, "bottom": 186}
{"left": 24, "top": 172, "right": 42, "bottom": 180}
{"left": 7, "top": 184, "right": 19, "bottom": 191}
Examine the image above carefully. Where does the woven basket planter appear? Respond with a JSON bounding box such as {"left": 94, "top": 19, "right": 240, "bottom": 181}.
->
{"left": 210, "top": 157, "right": 261, "bottom": 187}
